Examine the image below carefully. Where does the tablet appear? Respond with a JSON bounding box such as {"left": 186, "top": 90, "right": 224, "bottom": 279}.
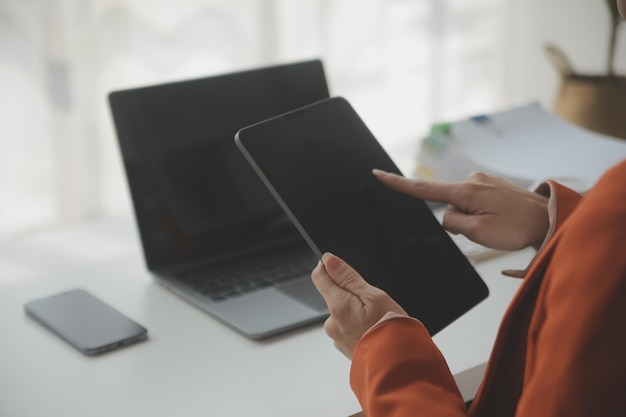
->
{"left": 235, "top": 97, "right": 488, "bottom": 335}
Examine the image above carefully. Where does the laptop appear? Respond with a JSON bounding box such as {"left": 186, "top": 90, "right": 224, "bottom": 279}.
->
{"left": 107, "top": 60, "right": 331, "bottom": 339}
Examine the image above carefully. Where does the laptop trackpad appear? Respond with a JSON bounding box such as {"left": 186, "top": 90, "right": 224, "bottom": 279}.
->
{"left": 278, "top": 278, "right": 328, "bottom": 312}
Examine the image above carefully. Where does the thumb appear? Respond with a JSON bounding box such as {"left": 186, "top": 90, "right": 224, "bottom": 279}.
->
{"left": 321, "top": 252, "right": 370, "bottom": 295}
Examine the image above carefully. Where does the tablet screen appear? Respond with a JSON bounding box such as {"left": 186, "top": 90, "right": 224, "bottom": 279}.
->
{"left": 235, "top": 97, "right": 488, "bottom": 335}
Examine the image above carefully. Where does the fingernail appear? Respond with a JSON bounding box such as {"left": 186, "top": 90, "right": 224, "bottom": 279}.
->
{"left": 372, "top": 168, "right": 386, "bottom": 177}
{"left": 321, "top": 252, "right": 332, "bottom": 264}
{"left": 321, "top": 252, "right": 336, "bottom": 272}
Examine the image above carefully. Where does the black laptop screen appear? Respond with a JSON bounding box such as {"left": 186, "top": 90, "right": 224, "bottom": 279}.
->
{"left": 108, "top": 60, "right": 330, "bottom": 271}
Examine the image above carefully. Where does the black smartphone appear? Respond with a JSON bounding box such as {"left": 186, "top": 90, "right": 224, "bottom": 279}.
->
{"left": 24, "top": 289, "right": 148, "bottom": 356}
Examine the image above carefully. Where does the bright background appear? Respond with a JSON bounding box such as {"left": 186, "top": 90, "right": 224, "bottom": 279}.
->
{"left": 1, "top": 0, "right": 624, "bottom": 239}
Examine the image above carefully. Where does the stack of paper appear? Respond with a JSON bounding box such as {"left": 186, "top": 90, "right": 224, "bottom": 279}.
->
{"left": 415, "top": 103, "right": 626, "bottom": 191}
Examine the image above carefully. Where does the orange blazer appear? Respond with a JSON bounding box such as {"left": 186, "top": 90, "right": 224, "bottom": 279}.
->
{"left": 350, "top": 159, "right": 626, "bottom": 417}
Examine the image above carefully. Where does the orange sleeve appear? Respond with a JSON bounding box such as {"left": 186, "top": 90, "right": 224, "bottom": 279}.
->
{"left": 543, "top": 181, "right": 583, "bottom": 233}
{"left": 350, "top": 317, "right": 468, "bottom": 417}
{"left": 515, "top": 162, "right": 626, "bottom": 416}
{"left": 503, "top": 181, "right": 584, "bottom": 278}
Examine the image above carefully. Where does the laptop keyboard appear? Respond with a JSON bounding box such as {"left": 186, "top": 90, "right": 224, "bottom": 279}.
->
{"left": 181, "top": 245, "right": 318, "bottom": 302}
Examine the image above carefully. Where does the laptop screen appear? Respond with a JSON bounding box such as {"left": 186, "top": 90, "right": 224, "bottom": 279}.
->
{"left": 108, "top": 60, "right": 330, "bottom": 271}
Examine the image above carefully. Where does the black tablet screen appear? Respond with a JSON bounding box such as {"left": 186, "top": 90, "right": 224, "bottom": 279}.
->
{"left": 235, "top": 97, "right": 489, "bottom": 335}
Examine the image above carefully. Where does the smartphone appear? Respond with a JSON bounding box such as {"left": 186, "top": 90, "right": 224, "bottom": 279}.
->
{"left": 24, "top": 289, "right": 148, "bottom": 356}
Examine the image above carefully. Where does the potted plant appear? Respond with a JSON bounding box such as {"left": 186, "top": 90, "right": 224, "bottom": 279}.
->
{"left": 545, "top": 0, "right": 626, "bottom": 139}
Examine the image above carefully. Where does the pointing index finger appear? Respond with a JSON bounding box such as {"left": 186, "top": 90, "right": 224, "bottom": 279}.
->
{"left": 372, "top": 169, "right": 461, "bottom": 206}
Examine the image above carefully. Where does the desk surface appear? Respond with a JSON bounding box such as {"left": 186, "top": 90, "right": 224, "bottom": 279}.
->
{"left": 0, "top": 215, "right": 532, "bottom": 417}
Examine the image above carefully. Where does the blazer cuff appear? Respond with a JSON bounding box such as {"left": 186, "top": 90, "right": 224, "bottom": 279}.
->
{"left": 502, "top": 180, "right": 582, "bottom": 278}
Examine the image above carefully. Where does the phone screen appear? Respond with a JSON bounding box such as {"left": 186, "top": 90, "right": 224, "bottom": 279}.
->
{"left": 25, "top": 289, "right": 148, "bottom": 356}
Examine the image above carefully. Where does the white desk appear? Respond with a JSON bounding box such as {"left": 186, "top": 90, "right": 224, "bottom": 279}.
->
{"left": 0, "top": 215, "right": 532, "bottom": 416}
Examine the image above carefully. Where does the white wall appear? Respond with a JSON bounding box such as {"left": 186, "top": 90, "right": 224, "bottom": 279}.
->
{"left": 1, "top": 0, "right": 624, "bottom": 238}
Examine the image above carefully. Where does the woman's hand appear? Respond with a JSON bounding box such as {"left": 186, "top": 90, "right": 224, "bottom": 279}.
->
{"left": 373, "top": 170, "right": 550, "bottom": 250}
{"left": 311, "top": 253, "right": 407, "bottom": 359}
